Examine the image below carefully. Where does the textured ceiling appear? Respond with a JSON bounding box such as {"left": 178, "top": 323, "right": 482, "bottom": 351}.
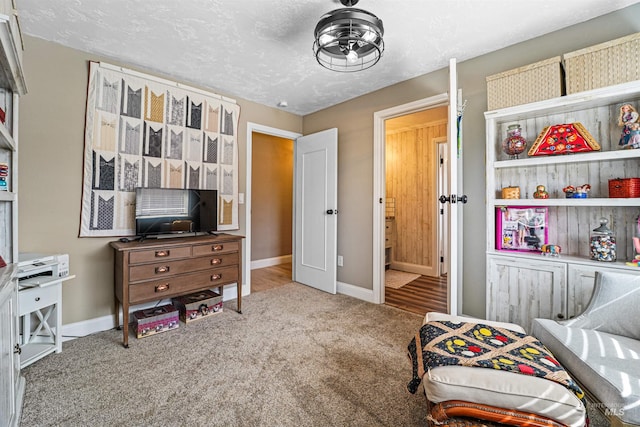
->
{"left": 18, "top": 0, "right": 640, "bottom": 115}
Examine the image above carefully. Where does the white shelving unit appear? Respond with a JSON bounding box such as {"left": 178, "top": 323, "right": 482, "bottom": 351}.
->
{"left": 485, "top": 79, "right": 640, "bottom": 332}
{"left": 0, "top": 6, "right": 26, "bottom": 427}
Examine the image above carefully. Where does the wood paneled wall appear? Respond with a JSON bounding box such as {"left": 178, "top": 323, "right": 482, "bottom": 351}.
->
{"left": 386, "top": 115, "right": 447, "bottom": 275}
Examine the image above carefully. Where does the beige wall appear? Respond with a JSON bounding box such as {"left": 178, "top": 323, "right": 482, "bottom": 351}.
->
{"left": 251, "top": 133, "right": 293, "bottom": 261}
{"left": 303, "top": 4, "right": 640, "bottom": 317}
{"left": 17, "top": 4, "right": 640, "bottom": 325}
{"left": 18, "top": 36, "right": 302, "bottom": 324}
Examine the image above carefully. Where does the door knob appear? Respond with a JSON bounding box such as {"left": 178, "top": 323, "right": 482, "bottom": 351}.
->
{"left": 439, "top": 194, "right": 468, "bottom": 204}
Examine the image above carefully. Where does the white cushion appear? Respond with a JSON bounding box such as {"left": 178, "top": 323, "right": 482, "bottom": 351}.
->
{"left": 421, "top": 312, "right": 586, "bottom": 427}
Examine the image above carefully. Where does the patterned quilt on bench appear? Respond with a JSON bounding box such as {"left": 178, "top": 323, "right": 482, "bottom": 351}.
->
{"left": 407, "top": 320, "right": 585, "bottom": 404}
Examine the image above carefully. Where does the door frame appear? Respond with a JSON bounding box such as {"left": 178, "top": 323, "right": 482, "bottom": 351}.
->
{"left": 372, "top": 93, "right": 449, "bottom": 304}
{"left": 246, "top": 123, "right": 302, "bottom": 294}
{"left": 435, "top": 136, "right": 449, "bottom": 276}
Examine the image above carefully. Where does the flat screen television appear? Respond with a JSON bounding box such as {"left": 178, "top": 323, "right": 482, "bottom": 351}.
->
{"left": 135, "top": 188, "right": 217, "bottom": 238}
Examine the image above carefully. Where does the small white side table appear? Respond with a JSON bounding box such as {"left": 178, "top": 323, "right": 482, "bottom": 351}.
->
{"left": 18, "top": 275, "right": 75, "bottom": 368}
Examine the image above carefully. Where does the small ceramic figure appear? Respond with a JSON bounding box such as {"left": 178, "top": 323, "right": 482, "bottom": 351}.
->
{"left": 541, "top": 244, "right": 561, "bottom": 257}
{"left": 562, "top": 185, "right": 575, "bottom": 198}
{"left": 574, "top": 184, "right": 591, "bottom": 198}
{"left": 533, "top": 185, "right": 549, "bottom": 199}
{"left": 618, "top": 103, "right": 639, "bottom": 146}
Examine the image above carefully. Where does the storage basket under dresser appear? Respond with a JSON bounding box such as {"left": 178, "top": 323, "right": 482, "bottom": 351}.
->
{"left": 110, "top": 234, "right": 244, "bottom": 348}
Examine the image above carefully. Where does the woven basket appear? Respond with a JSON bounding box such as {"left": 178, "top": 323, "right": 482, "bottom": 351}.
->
{"left": 501, "top": 186, "right": 520, "bottom": 199}
{"left": 486, "top": 57, "right": 564, "bottom": 111}
{"left": 564, "top": 32, "right": 640, "bottom": 94}
{"left": 608, "top": 178, "right": 640, "bottom": 198}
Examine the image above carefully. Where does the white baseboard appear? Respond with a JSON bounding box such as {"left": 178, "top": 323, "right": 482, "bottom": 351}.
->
{"left": 337, "top": 281, "right": 375, "bottom": 303}
{"left": 61, "top": 283, "right": 248, "bottom": 341}
{"left": 251, "top": 254, "right": 292, "bottom": 270}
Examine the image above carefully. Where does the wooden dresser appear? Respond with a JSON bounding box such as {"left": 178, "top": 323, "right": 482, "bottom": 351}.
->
{"left": 110, "top": 234, "right": 243, "bottom": 347}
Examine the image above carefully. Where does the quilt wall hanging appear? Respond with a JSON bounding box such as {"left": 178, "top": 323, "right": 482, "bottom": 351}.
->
{"left": 79, "top": 62, "right": 241, "bottom": 237}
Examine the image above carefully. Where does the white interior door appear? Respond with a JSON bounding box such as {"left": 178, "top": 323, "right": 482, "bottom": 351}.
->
{"left": 446, "top": 58, "right": 464, "bottom": 315}
{"left": 294, "top": 128, "right": 338, "bottom": 294}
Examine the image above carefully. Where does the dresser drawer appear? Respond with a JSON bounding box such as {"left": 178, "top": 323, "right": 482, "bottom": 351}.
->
{"left": 19, "top": 285, "right": 59, "bottom": 316}
{"left": 129, "top": 252, "right": 240, "bottom": 282}
{"left": 129, "top": 245, "right": 191, "bottom": 264}
{"left": 129, "top": 266, "right": 239, "bottom": 303}
{"left": 193, "top": 241, "right": 239, "bottom": 256}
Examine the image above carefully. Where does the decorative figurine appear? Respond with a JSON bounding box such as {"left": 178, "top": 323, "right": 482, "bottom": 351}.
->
{"left": 533, "top": 185, "right": 549, "bottom": 199}
{"left": 574, "top": 184, "right": 591, "bottom": 198}
{"left": 541, "top": 244, "right": 561, "bottom": 257}
{"left": 502, "top": 123, "right": 527, "bottom": 159}
{"left": 624, "top": 122, "right": 640, "bottom": 149}
{"left": 562, "top": 185, "right": 575, "bottom": 198}
{"left": 618, "top": 103, "right": 639, "bottom": 147}
{"left": 562, "top": 184, "right": 590, "bottom": 198}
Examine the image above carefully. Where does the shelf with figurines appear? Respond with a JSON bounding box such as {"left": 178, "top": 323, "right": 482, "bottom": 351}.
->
{"left": 487, "top": 80, "right": 640, "bottom": 167}
{"left": 489, "top": 98, "right": 640, "bottom": 209}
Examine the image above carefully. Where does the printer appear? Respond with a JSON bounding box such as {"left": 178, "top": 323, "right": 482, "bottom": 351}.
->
{"left": 17, "top": 253, "right": 70, "bottom": 286}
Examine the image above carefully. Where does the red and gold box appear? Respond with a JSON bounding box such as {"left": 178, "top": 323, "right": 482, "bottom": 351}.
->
{"left": 172, "top": 289, "right": 223, "bottom": 323}
{"left": 132, "top": 304, "right": 179, "bottom": 338}
{"left": 609, "top": 178, "right": 640, "bottom": 198}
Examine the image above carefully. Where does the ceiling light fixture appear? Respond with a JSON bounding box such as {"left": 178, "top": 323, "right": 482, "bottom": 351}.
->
{"left": 313, "top": 0, "right": 384, "bottom": 72}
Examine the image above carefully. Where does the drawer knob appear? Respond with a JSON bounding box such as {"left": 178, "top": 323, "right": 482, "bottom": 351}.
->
{"left": 35, "top": 297, "right": 41, "bottom": 302}
{"left": 212, "top": 245, "right": 223, "bottom": 251}
{"left": 155, "top": 250, "right": 170, "bottom": 257}
{"left": 211, "top": 273, "right": 222, "bottom": 281}
{"left": 155, "top": 283, "right": 170, "bottom": 293}
{"left": 155, "top": 265, "right": 170, "bottom": 274}
{"left": 211, "top": 258, "right": 222, "bottom": 265}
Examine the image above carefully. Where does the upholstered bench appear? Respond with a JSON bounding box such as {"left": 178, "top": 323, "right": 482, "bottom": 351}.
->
{"left": 408, "top": 312, "right": 587, "bottom": 427}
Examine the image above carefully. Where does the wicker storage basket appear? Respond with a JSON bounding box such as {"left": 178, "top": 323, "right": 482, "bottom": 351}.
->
{"left": 564, "top": 32, "right": 640, "bottom": 94}
{"left": 486, "top": 56, "right": 564, "bottom": 111}
{"left": 608, "top": 178, "right": 640, "bottom": 198}
{"left": 501, "top": 186, "right": 520, "bottom": 199}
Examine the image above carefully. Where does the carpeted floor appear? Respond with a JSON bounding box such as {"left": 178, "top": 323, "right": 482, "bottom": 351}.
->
{"left": 19, "top": 282, "right": 610, "bottom": 427}
{"left": 20, "top": 282, "right": 428, "bottom": 426}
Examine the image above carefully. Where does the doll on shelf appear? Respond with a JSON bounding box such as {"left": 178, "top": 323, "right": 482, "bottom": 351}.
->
{"left": 618, "top": 103, "right": 639, "bottom": 147}
{"left": 625, "top": 122, "right": 640, "bottom": 149}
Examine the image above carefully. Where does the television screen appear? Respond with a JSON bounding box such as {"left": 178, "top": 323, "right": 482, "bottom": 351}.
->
{"left": 135, "top": 188, "right": 217, "bottom": 237}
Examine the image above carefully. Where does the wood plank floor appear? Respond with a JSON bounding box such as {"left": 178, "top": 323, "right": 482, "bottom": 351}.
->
{"left": 250, "top": 262, "right": 293, "bottom": 293}
{"left": 251, "top": 262, "right": 447, "bottom": 317}
{"left": 384, "top": 274, "right": 448, "bottom": 315}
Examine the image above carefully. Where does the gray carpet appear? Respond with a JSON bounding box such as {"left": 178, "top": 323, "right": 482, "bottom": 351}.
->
{"left": 20, "top": 283, "right": 428, "bottom": 426}
{"left": 19, "top": 282, "right": 610, "bottom": 427}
